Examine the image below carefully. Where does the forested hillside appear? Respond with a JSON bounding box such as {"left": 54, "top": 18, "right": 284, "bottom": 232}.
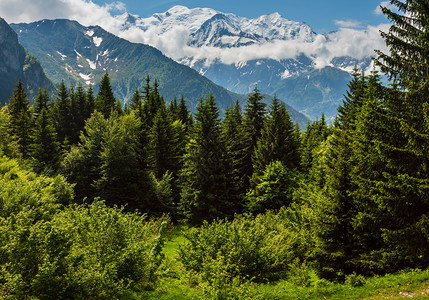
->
{"left": 0, "top": 1, "right": 428, "bottom": 299}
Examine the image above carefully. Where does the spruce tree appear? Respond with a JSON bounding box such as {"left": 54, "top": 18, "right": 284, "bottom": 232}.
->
{"left": 62, "top": 111, "right": 107, "bottom": 201}
{"left": 95, "top": 72, "right": 116, "bottom": 118}
{"left": 252, "top": 96, "right": 299, "bottom": 177}
{"left": 34, "top": 88, "right": 50, "bottom": 118}
{"left": 8, "top": 78, "right": 33, "bottom": 158}
{"left": 314, "top": 74, "right": 368, "bottom": 278}
{"left": 30, "top": 107, "right": 59, "bottom": 174}
{"left": 222, "top": 100, "right": 245, "bottom": 211}
{"left": 178, "top": 95, "right": 192, "bottom": 127}
{"left": 129, "top": 89, "right": 142, "bottom": 112}
{"left": 95, "top": 112, "right": 156, "bottom": 211}
{"left": 179, "top": 93, "right": 234, "bottom": 224}
{"left": 148, "top": 104, "right": 175, "bottom": 180}
{"left": 167, "top": 97, "right": 179, "bottom": 120}
{"left": 86, "top": 84, "right": 95, "bottom": 119}
{"left": 239, "top": 86, "right": 267, "bottom": 191}
{"left": 374, "top": 0, "right": 429, "bottom": 87}
{"left": 52, "top": 81, "right": 71, "bottom": 147}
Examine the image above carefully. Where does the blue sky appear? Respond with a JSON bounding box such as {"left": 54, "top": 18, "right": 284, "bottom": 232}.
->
{"left": 91, "top": 0, "right": 389, "bottom": 33}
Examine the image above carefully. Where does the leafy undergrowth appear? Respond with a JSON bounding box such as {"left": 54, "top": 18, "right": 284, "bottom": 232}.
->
{"left": 124, "top": 226, "right": 429, "bottom": 300}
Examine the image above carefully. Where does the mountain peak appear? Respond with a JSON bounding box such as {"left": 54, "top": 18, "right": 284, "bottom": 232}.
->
{"left": 167, "top": 5, "right": 191, "bottom": 15}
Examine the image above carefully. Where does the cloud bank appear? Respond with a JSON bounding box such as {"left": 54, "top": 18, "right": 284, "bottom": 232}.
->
{"left": 1, "top": 0, "right": 389, "bottom": 70}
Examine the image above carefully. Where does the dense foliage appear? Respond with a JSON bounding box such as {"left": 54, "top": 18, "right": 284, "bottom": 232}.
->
{"left": 1, "top": 1, "right": 429, "bottom": 297}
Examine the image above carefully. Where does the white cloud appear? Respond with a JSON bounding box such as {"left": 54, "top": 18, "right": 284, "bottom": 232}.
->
{"left": 334, "top": 19, "right": 362, "bottom": 28}
{"left": 0, "top": 0, "right": 124, "bottom": 33}
{"left": 374, "top": 1, "right": 395, "bottom": 15}
{"left": 131, "top": 23, "right": 389, "bottom": 70}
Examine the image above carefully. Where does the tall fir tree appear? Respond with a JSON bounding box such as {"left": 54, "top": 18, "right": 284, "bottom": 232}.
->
{"left": 239, "top": 86, "right": 267, "bottom": 192}
{"left": 374, "top": 0, "right": 429, "bottom": 87}
{"left": 314, "top": 72, "right": 369, "bottom": 279}
{"left": 179, "top": 93, "right": 234, "bottom": 224}
{"left": 252, "top": 96, "right": 300, "bottom": 177}
{"left": 86, "top": 84, "right": 95, "bottom": 119}
{"left": 177, "top": 95, "right": 192, "bottom": 128}
{"left": 222, "top": 100, "right": 245, "bottom": 212}
{"left": 52, "top": 81, "right": 71, "bottom": 147}
{"left": 95, "top": 112, "right": 156, "bottom": 211}
{"left": 8, "top": 78, "right": 33, "bottom": 158}
{"left": 354, "top": 0, "right": 429, "bottom": 270}
{"left": 148, "top": 104, "right": 175, "bottom": 180}
{"left": 30, "top": 107, "right": 60, "bottom": 174}
{"left": 33, "top": 88, "right": 50, "bottom": 118}
{"left": 95, "top": 72, "right": 116, "bottom": 118}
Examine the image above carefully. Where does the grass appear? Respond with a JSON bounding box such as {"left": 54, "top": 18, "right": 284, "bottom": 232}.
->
{"left": 124, "top": 226, "right": 429, "bottom": 299}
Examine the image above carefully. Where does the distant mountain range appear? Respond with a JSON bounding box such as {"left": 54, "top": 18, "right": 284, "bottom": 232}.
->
{"left": 114, "top": 5, "right": 377, "bottom": 121}
{"left": 0, "top": 18, "right": 53, "bottom": 104}
{"left": 10, "top": 19, "right": 241, "bottom": 111}
{"left": 7, "top": 18, "right": 309, "bottom": 126}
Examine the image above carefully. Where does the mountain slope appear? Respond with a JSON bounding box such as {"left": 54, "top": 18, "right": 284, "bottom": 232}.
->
{"left": 0, "top": 18, "right": 53, "bottom": 105}
{"left": 10, "top": 19, "right": 309, "bottom": 126}
{"left": 115, "top": 5, "right": 377, "bottom": 121}
{"left": 11, "top": 19, "right": 239, "bottom": 111}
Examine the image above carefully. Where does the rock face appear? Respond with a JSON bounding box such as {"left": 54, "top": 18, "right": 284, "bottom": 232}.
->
{"left": 0, "top": 18, "right": 53, "bottom": 105}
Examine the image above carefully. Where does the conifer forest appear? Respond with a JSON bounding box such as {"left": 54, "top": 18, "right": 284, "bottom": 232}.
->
{"left": 1, "top": 1, "right": 429, "bottom": 299}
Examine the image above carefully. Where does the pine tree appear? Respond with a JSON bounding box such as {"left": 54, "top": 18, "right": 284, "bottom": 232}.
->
{"left": 8, "top": 78, "right": 33, "bottom": 158}
{"left": 148, "top": 104, "right": 175, "bottom": 180}
{"left": 30, "top": 107, "right": 59, "bottom": 173}
{"left": 167, "top": 97, "right": 178, "bottom": 119}
{"left": 86, "top": 84, "right": 95, "bottom": 119}
{"left": 74, "top": 83, "right": 88, "bottom": 137}
{"left": 52, "top": 81, "right": 71, "bottom": 147}
{"left": 34, "top": 88, "right": 50, "bottom": 118}
{"left": 239, "top": 86, "right": 267, "bottom": 191}
{"left": 374, "top": 0, "right": 429, "bottom": 87}
{"left": 336, "top": 67, "right": 367, "bottom": 130}
{"left": 143, "top": 74, "right": 151, "bottom": 102}
{"left": 222, "top": 100, "right": 245, "bottom": 212}
{"left": 246, "top": 160, "right": 299, "bottom": 214}
{"left": 252, "top": 96, "right": 300, "bottom": 177}
{"left": 62, "top": 111, "right": 107, "bottom": 201}
{"left": 314, "top": 74, "right": 369, "bottom": 278}
{"left": 95, "top": 72, "right": 116, "bottom": 118}
{"left": 179, "top": 93, "right": 234, "bottom": 224}
{"left": 129, "top": 89, "right": 142, "bottom": 112}
{"left": 300, "top": 116, "right": 330, "bottom": 176}
{"left": 178, "top": 95, "right": 192, "bottom": 127}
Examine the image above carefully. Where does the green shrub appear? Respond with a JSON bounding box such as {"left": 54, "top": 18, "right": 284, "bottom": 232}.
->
{"left": 0, "top": 156, "right": 169, "bottom": 298}
{"left": 179, "top": 209, "right": 316, "bottom": 286}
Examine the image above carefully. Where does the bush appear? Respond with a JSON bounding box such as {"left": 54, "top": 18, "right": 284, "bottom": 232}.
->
{"left": 0, "top": 156, "right": 170, "bottom": 298}
{"left": 179, "top": 209, "right": 316, "bottom": 285}
{"left": 0, "top": 201, "right": 169, "bottom": 299}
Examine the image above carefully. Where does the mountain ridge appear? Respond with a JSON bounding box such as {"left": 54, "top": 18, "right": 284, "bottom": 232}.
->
{"left": 114, "top": 5, "right": 377, "bottom": 120}
{"left": 0, "top": 17, "right": 53, "bottom": 104}
{"left": 10, "top": 18, "right": 310, "bottom": 126}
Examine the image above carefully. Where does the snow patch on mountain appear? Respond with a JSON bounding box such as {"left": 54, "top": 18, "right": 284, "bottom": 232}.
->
{"left": 56, "top": 51, "right": 67, "bottom": 60}
{"left": 93, "top": 36, "right": 102, "bottom": 47}
{"left": 86, "top": 58, "right": 96, "bottom": 69}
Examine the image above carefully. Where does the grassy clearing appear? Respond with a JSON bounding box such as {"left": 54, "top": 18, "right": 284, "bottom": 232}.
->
{"left": 127, "top": 226, "right": 429, "bottom": 300}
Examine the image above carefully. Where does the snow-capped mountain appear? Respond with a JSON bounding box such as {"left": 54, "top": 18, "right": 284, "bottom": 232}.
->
{"left": 115, "top": 5, "right": 379, "bottom": 120}
{"left": 121, "top": 5, "right": 316, "bottom": 48}
{"left": 10, "top": 18, "right": 309, "bottom": 126}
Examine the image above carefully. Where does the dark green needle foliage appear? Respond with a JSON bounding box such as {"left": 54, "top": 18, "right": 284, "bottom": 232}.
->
{"left": 179, "top": 93, "right": 235, "bottom": 224}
